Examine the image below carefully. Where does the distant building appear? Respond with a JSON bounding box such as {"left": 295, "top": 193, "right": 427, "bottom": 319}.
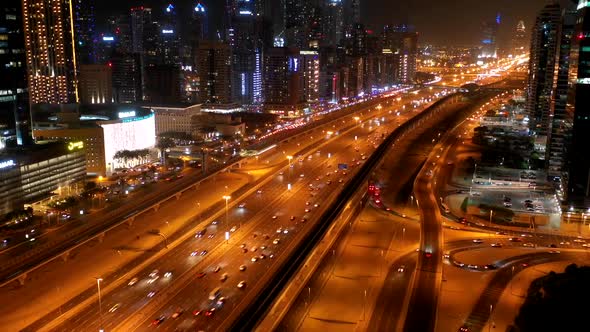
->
{"left": 130, "top": 6, "right": 152, "bottom": 54}
{"left": 152, "top": 104, "right": 202, "bottom": 137}
{"left": 0, "top": 1, "right": 32, "bottom": 147}
{"left": 78, "top": 64, "right": 113, "bottom": 104}
{"left": 197, "top": 41, "right": 233, "bottom": 104}
{"left": 323, "top": 0, "right": 345, "bottom": 47}
{"left": 144, "top": 64, "right": 182, "bottom": 104}
{"left": 74, "top": 0, "right": 97, "bottom": 64}
{"left": 0, "top": 142, "right": 86, "bottom": 217}
{"left": 300, "top": 50, "right": 320, "bottom": 104}
{"left": 111, "top": 51, "right": 142, "bottom": 103}
{"left": 526, "top": 3, "right": 561, "bottom": 137}
{"left": 159, "top": 3, "right": 181, "bottom": 65}
{"left": 566, "top": 1, "right": 590, "bottom": 207}
{"left": 480, "top": 14, "right": 501, "bottom": 59}
{"left": 22, "top": 0, "right": 79, "bottom": 105}
{"left": 512, "top": 20, "right": 527, "bottom": 55}
{"left": 263, "top": 47, "right": 306, "bottom": 116}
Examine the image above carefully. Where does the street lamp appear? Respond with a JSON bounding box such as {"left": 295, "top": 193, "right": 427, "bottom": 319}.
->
{"left": 223, "top": 195, "right": 231, "bottom": 228}
{"left": 287, "top": 155, "right": 293, "bottom": 168}
{"left": 95, "top": 277, "right": 103, "bottom": 332}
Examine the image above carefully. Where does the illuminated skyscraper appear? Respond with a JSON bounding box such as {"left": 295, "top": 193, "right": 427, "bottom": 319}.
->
{"left": 0, "top": 0, "right": 32, "bottom": 147}
{"left": 512, "top": 20, "right": 527, "bottom": 55}
{"left": 130, "top": 6, "right": 152, "bottom": 54}
{"left": 263, "top": 47, "right": 306, "bottom": 116}
{"left": 22, "top": 0, "right": 79, "bottom": 105}
{"left": 197, "top": 41, "right": 232, "bottom": 104}
{"left": 324, "top": 0, "right": 345, "bottom": 46}
{"left": 160, "top": 3, "right": 181, "bottom": 65}
{"left": 480, "top": 13, "right": 500, "bottom": 59}
{"left": 526, "top": 3, "right": 561, "bottom": 137}
{"left": 74, "top": 0, "right": 96, "bottom": 64}
{"left": 566, "top": 0, "right": 590, "bottom": 206}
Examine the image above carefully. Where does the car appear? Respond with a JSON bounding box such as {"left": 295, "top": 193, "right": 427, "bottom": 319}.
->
{"left": 338, "top": 179, "right": 344, "bottom": 183}
{"left": 573, "top": 239, "right": 586, "bottom": 243}
{"left": 273, "top": 239, "right": 280, "bottom": 245}
{"left": 164, "top": 271, "right": 172, "bottom": 278}
{"left": 503, "top": 202, "right": 512, "bottom": 207}
{"left": 484, "top": 264, "right": 497, "bottom": 270}
{"left": 250, "top": 246, "right": 258, "bottom": 252}
{"left": 128, "top": 277, "right": 139, "bottom": 286}
{"left": 149, "top": 270, "right": 159, "bottom": 278}
{"left": 326, "top": 180, "right": 332, "bottom": 185}
{"left": 283, "top": 229, "right": 289, "bottom": 234}
{"left": 147, "top": 275, "right": 159, "bottom": 284}
{"left": 276, "top": 228, "right": 283, "bottom": 233}
{"left": 241, "top": 248, "right": 248, "bottom": 253}
{"left": 238, "top": 203, "right": 246, "bottom": 208}
{"left": 220, "top": 273, "right": 228, "bottom": 282}
{"left": 472, "top": 239, "right": 483, "bottom": 244}
{"left": 300, "top": 174, "right": 305, "bottom": 178}
{"left": 397, "top": 265, "right": 405, "bottom": 272}
{"left": 196, "top": 272, "right": 206, "bottom": 278}
{"left": 151, "top": 316, "right": 166, "bottom": 326}
{"left": 272, "top": 215, "right": 278, "bottom": 219}
{"left": 459, "top": 324, "right": 470, "bottom": 331}
{"left": 190, "top": 250, "right": 199, "bottom": 257}
{"left": 147, "top": 291, "right": 157, "bottom": 298}
{"left": 278, "top": 171, "right": 284, "bottom": 175}
{"left": 263, "top": 234, "right": 270, "bottom": 240}
{"left": 549, "top": 250, "right": 561, "bottom": 254}
{"left": 211, "top": 220, "right": 219, "bottom": 225}
{"left": 239, "top": 265, "right": 247, "bottom": 271}
{"left": 214, "top": 266, "right": 221, "bottom": 273}
{"left": 237, "top": 280, "right": 247, "bottom": 289}
{"left": 490, "top": 243, "right": 502, "bottom": 248}
{"left": 193, "top": 309, "right": 203, "bottom": 316}
{"left": 524, "top": 199, "right": 533, "bottom": 203}
{"left": 200, "top": 250, "right": 208, "bottom": 256}
{"left": 523, "top": 243, "right": 535, "bottom": 248}
{"left": 549, "top": 244, "right": 558, "bottom": 248}
{"left": 171, "top": 310, "right": 183, "bottom": 319}
{"left": 314, "top": 203, "right": 320, "bottom": 207}
{"left": 208, "top": 234, "right": 215, "bottom": 238}
{"left": 205, "top": 308, "right": 216, "bottom": 317}
{"left": 290, "top": 216, "right": 296, "bottom": 221}
{"left": 467, "top": 264, "right": 479, "bottom": 269}
{"left": 251, "top": 256, "right": 258, "bottom": 262}
{"left": 108, "top": 303, "right": 121, "bottom": 313}
{"left": 509, "top": 237, "right": 522, "bottom": 242}
{"left": 260, "top": 245, "right": 267, "bottom": 250}
{"left": 230, "top": 226, "right": 237, "bottom": 232}
{"left": 259, "top": 254, "right": 266, "bottom": 259}
{"left": 305, "top": 201, "right": 311, "bottom": 206}
{"left": 240, "top": 243, "right": 247, "bottom": 249}
{"left": 300, "top": 218, "right": 307, "bottom": 223}
{"left": 195, "top": 230, "right": 206, "bottom": 238}
{"left": 257, "top": 190, "right": 263, "bottom": 194}
{"left": 217, "top": 297, "right": 226, "bottom": 305}
{"left": 305, "top": 208, "right": 311, "bottom": 213}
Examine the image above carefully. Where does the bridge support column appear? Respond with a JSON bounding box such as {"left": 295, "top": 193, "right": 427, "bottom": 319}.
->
{"left": 61, "top": 250, "right": 70, "bottom": 262}
{"left": 17, "top": 273, "right": 27, "bottom": 286}
{"left": 194, "top": 182, "right": 200, "bottom": 190}
{"left": 153, "top": 204, "right": 160, "bottom": 212}
{"left": 97, "top": 232, "right": 105, "bottom": 243}
{"left": 126, "top": 216, "right": 135, "bottom": 227}
{"left": 175, "top": 193, "right": 181, "bottom": 200}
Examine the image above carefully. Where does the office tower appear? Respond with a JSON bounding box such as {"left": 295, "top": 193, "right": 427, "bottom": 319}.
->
{"left": 106, "top": 14, "right": 131, "bottom": 53}
{"left": 111, "top": 51, "right": 142, "bottom": 103}
{"left": 130, "top": 6, "right": 152, "bottom": 54}
{"left": 263, "top": 47, "right": 306, "bottom": 116}
{"left": 526, "top": 3, "right": 561, "bottom": 137}
{"left": 0, "top": 1, "right": 32, "bottom": 147}
{"left": 197, "top": 41, "right": 232, "bottom": 104}
{"left": 22, "top": 0, "right": 79, "bottom": 105}
{"left": 78, "top": 64, "right": 112, "bottom": 104}
{"left": 192, "top": 2, "right": 208, "bottom": 41}
{"left": 160, "top": 3, "right": 181, "bottom": 65}
{"left": 512, "top": 20, "right": 527, "bottom": 55}
{"left": 351, "top": 0, "right": 360, "bottom": 24}
{"left": 546, "top": 8, "right": 576, "bottom": 179}
{"left": 144, "top": 64, "right": 182, "bottom": 104}
{"left": 95, "top": 34, "right": 117, "bottom": 64}
{"left": 480, "top": 13, "right": 500, "bottom": 59}
{"left": 74, "top": 0, "right": 96, "bottom": 64}
{"left": 285, "top": 0, "right": 310, "bottom": 48}
{"left": 324, "top": 0, "right": 345, "bottom": 46}
{"left": 566, "top": 1, "right": 590, "bottom": 206}
{"left": 383, "top": 25, "right": 418, "bottom": 84}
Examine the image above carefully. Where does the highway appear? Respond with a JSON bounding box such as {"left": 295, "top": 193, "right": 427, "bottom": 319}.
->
{"left": 36, "top": 85, "right": 442, "bottom": 332}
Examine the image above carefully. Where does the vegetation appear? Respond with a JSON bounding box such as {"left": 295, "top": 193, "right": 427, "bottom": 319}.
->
{"left": 113, "top": 149, "right": 151, "bottom": 167}
{"left": 512, "top": 264, "right": 590, "bottom": 332}
{"left": 47, "top": 196, "right": 79, "bottom": 211}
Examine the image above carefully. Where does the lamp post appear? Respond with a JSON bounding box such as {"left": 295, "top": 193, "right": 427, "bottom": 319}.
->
{"left": 287, "top": 155, "right": 293, "bottom": 168}
{"left": 223, "top": 195, "right": 231, "bottom": 229}
{"left": 95, "top": 277, "right": 104, "bottom": 332}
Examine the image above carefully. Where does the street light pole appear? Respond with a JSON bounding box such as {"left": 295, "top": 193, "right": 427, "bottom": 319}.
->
{"left": 223, "top": 195, "right": 231, "bottom": 229}
{"left": 95, "top": 277, "right": 103, "bottom": 332}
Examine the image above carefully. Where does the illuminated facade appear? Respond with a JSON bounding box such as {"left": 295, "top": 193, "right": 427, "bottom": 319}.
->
{"left": 74, "top": 0, "right": 96, "bottom": 64}
{"left": 160, "top": 3, "right": 181, "bottom": 65}
{"left": 301, "top": 50, "right": 320, "bottom": 103}
{"left": 78, "top": 64, "right": 113, "bottom": 104}
{"left": 512, "top": 20, "right": 527, "bottom": 55}
{"left": 22, "top": 0, "right": 79, "bottom": 105}
{"left": 0, "top": 142, "right": 86, "bottom": 216}
{"left": 263, "top": 47, "right": 306, "bottom": 116}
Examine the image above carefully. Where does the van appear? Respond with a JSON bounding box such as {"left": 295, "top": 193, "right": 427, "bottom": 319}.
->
{"left": 209, "top": 287, "right": 221, "bottom": 300}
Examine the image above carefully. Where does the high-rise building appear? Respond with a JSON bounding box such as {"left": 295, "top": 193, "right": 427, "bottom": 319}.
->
{"left": 160, "top": 3, "right": 181, "bottom": 65}
{"left": 566, "top": 0, "right": 590, "bottom": 207}
{"left": 144, "top": 64, "right": 182, "bottom": 104}
{"left": 191, "top": 2, "right": 208, "bottom": 42}
{"left": 22, "top": 0, "right": 79, "bottom": 105}
{"left": 285, "top": 0, "right": 310, "bottom": 48}
{"left": 382, "top": 25, "right": 418, "bottom": 84}
{"left": 480, "top": 14, "right": 501, "bottom": 59}
{"left": 130, "top": 6, "right": 152, "bottom": 54}
{"left": 78, "top": 64, "right": 112, "bottom": 104}
{"left": 546, "top": 8, "right": 576, "bottom": 180}
{"left": 74, "top": 0, "right": 96, "bottom": 64}
{"left": 512, "top": 20, "right": 528, "bottom": 55}
{"left": 324, "top": 0, "right": 345, "bottom": 47}
{"left": 300, "top": 50, "right": 320, "bottom": 103}
{"left": 111, "top": 51, "right": 142, "bottom": 103}
{"left": 106, "top": 14, "right": 131, "bottom": 53}
{"left": 197, "top": 41, "right": 232, "bottom": 104}
{"left": 263, "top": 47, "right": 306, "bottom": 116}
{"left": 526, "top": 3, "right": 561, "bottom": 137}
{"left": 0, "top": 1, "right": 32, "bottom": 147}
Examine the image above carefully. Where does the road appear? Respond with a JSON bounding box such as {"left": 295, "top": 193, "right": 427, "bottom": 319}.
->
{"left": 35, "top": 85, "right": 441, "bottom": 332}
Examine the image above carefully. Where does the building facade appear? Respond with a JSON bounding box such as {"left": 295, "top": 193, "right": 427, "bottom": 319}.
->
{"left": 78, "top": 64, "right": 113, "bottom": 104}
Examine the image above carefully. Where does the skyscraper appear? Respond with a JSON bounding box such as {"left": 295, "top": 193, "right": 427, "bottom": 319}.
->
{"left": 197, "top": 41, "right": 232, "bottom": 104}
{"left": 526, "top": 3, "right": 561, "bottom": 137}
{"left": 480, "top": 13, "right": 501, "bottom": 59}
{"left": 22, "top": 0, "right": 79, "bottom": 105}
{"left": 324, "top": 0, "right": 345, "bottom": 47}
{"left": 512, "top": 20, "right": 527, "bottom": 55}
{"left": 566, "top": 0, "right": 590, "bottom": 206}
{"left": 130, "top": 6, "right": 152, "bottom": 54}
{"left": 263, "top": 47, "right": 306, "bottom": 116}
{"left": 0, "top": 0, "right": 31, "bottom": 147}
{"left": 74, "top": 0, "right": 96, "bottom": 64}
{"left": 546, "top": 8, "right": 576, "bottom": 180}
{"left": 111, "top": 51, "right": 142, "bottom": 103}
{"left": 159, "top": 3, "right": 181, "bottom": 65}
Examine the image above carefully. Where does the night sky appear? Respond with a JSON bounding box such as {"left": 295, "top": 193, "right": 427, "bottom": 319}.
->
{"left": 95, "top": 0, "right": 572, "bottom": 46}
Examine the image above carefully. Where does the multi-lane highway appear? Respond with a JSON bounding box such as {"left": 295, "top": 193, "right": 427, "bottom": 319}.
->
{"left": 23, "top": 83, "right": 448, "bottom": 330}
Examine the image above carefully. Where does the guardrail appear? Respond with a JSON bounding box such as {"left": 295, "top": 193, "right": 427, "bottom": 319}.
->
{"left": 229, "top": 92, "right": 465, "bottom": 331}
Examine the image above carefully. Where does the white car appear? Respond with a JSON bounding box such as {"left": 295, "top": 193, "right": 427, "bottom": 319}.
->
{"left": 230, "top": 226, "right": 237, "bottom": 232}
{"left": 397, "top": 265, "right": 405, "bottom": 273}
{"left": 237, "top": 280, "right": 246, "bottom": 289}
{"left": 251, "top": 256, "right": 258, "bottom": 262}
{"left": 128, "top": 278, "right": 139, "bottom": 286}
{"left": 238, "top": 203, "right": 246, "bottom": 208}
{"left": 273, "top": 238, "right": 280, "bottom": 245}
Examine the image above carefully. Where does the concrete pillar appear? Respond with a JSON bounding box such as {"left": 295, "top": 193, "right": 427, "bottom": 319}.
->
{"left": 61, "top": 250, "right": 70, "bottom": 262}
{"left": 97, "top": 232, "right": 105, "bottom": 243}
{"left": 175, "top": 193, "right": 181, "bottom": 200}
{"left": 126, "top": 216, "right": 135, "bottom": 227}
{"left": 153, "top": 204, "right": 160, "bottom": 212}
